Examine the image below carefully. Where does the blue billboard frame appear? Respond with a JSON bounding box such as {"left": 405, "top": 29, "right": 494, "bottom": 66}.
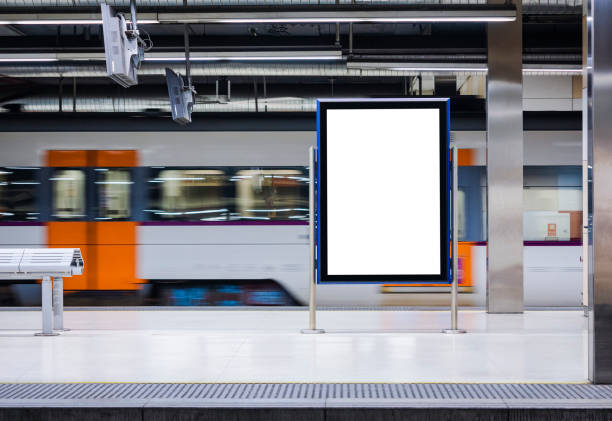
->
{"left": 316, "top": 98, "right": 451, "bottom": 285}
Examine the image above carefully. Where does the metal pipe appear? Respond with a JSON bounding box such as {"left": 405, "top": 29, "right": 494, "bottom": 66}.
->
{"left": 451, "top": 145, "right": 459, "bottom": 329}
{"left": 58, "top": 76, "right": 63, "bottom": 112}
{"left": 302, "top": 146, "right": 324, "bottom": 334}
{"left": 263, "top": 76, "right": 267, "bottom": 112}
{"left": 184, "top": 23, "right": 192, "bottom": 88}
{"left": 348, "top": 22, "right": 353, "bottom": 56}
{"left": 253, "top": 78, "right": 258, "bottom": 112}
{"left": 335, "top": 22, "right": 340, "bottom": 46}
{"left": 130, "top": 0, "right": 138, "bottom": 31}
{"left": 443, "top": 144, "right": 466, "bottom": 334}
{"left": 72, "top": 77, "right": 76, "bottom": 112}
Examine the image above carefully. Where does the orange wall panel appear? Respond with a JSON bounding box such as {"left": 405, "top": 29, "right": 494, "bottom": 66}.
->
{"left": 94, "top": 150, "right": 138, "bottom": 168}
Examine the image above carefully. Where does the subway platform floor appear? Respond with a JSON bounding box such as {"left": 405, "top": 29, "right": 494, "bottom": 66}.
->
{"left": 0, "top": 308, "right": 587, "bottom": 383}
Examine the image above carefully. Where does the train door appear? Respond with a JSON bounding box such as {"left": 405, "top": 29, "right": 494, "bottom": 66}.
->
{"left": 46, "top": 150, "right": 140, "bottom": 291}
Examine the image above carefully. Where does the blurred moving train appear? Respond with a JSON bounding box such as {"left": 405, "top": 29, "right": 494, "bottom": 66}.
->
{"left": 0, "top": 129, "right": 584, "bottom": 307}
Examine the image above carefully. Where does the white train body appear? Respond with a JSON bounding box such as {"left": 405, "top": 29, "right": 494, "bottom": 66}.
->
{"left": 0, "top": 130, "right": 583, "bottom": 307}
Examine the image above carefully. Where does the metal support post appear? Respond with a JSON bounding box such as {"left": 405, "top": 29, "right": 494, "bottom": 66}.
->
{"left": 130, "top": 0, "right": 138, "bottom": 31}
{"left": 302, "top": 146, "right": 325, "bottom": 334}
{"left": 587, "top": 0, "right": 612, "bottom": 384}
{"left": 36, "top": 276, "right": 59, "bottom": 336}
{"left": 444, "top": 145, "right": 466, "bottom": 334}
{"left": 52, "top": 277, "right": 68, "bottom": 331}
{"left": 486, "top": 0, "right": 524, "bottom": 314}
{"left": 335, "top": 23, "right": 340, "bottom": 47}
{"left": 348, "top": 23, "right": 353, "bottom": 56}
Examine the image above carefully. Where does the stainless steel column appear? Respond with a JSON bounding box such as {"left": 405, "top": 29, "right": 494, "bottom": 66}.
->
{"left": 486, "top": 0, "right": 524, "bottom": 314}
{"left": 586, "top": 0, "right": 612, "bottom": 384}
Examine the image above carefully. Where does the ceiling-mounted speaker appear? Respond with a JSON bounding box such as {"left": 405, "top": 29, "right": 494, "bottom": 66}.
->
{"left": 165, "top": 68, "right": 195, "bottom": 125}
{"left": 101, "top": 3, "right": 143, "bottom": 88}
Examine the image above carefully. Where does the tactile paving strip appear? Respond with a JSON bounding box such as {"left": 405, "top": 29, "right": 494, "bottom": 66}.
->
{"left": 1, "top": 383, "right": 612, "bottom": 407}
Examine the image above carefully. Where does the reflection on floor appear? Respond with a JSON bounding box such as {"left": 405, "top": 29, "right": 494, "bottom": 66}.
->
{"left": 0, "top": 309, "right": 587, "bottom": 383}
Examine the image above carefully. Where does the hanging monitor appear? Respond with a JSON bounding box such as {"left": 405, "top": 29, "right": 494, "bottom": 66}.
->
{"left": 101, "top": 3, "right": 141, "bottom": 88}
{"left": 316, "top": 98, "right": 450, "bottom": 284}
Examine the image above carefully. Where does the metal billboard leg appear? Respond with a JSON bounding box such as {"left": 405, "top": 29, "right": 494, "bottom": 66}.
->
{"left": 302, "top": 146, "right": 325, "bottom": 334}
{"left": 444, "top": 144, "right": 466, "bottom": 334}
{"left": 36, "top": 276, "right": 59, "bottom": 336}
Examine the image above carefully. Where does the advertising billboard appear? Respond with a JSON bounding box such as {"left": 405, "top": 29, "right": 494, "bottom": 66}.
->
{"left": 317, "top": 98, "right": 450, "bottom": 284}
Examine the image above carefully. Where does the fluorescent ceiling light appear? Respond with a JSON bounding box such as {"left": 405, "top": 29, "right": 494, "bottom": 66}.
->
{"left": 522, "top": 67, "right": 582, "bottom": 74}
{"left": 145, "top": 56, "right": 341, "bottom": 61}
{"left": 389, "top": 66, "right": 487, "bottom": 72}
{"left": 390, "top": 67, "right": 582, "bottom": 74}
{"left": 0, "top": 53, "right": 58, "bottom": 62}
{"left": 0, "top": 19, "right": 158, "bottom": 25}
{"left": 0, "top": 8, "right": 515, "bottom": 25}
{"left": 0, "top": 58, "right": 58, "bottom": 62}
{"left": 351, "top": 62, "right": 582, "bottom": 74}
{"left": 0, "top": 51, "right": 342, "bottom": 62}
{"left": 145, "top": 51, "right": 342, "bottom": 61}
{"left": 157, "top": 9, "right": 516, "bottom": 23}
{"left": 200, "top": 17, "right": 514, "bottom": 23}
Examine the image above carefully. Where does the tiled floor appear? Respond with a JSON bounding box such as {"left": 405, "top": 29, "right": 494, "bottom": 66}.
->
{"left": 0, "top": 309, "right": 587, "bottom": 383}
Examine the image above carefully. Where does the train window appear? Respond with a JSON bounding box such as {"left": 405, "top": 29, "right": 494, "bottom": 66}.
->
{"left": 457, "top": 166, "right": 487, "bottom": 242}
{"left": 524, "top": 166, "right": 582, "bottom": 242}
{"left": 0, "top": 167, "right": 40, "bottom": 221}
{"left": 457, "top": 190, "right": 466, "bottom": 241}
{"left": 147, "top": 169, "right": 231, "bottom": 220}
{"left": 51, "top": 169, "right": 86, "bottom": 219}
{"left": 234, "top": 169, "right": 308, "bottom": 221}
{"left": 95, "top": 169, "right": 131, "bottom": 220}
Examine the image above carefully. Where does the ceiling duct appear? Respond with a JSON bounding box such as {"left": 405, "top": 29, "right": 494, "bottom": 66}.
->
{"left": 0, "top": 93, "right": 316, "bottom": 113}
{"left": 0, "top": 54, "right": 581, "bottom": 78}
{"left": 0, "top": 0, "right": 581, "bottom": 9}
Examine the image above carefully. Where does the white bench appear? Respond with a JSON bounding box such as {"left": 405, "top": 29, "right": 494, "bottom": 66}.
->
{"left": 0, "top": 248, "right": 84, "bottom": 336}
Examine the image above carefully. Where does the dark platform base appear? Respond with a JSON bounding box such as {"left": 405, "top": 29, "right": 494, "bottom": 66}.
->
{"left": 2, "top": 383, "right": 612, "bottom": 421}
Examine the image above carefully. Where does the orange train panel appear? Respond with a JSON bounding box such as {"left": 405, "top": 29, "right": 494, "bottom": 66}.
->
{"left": 92, "top": 245, "right": 140, "bottom": 290}
{"left": 384, "top": 242, "right": 474, "bottom": 288}
{"left": 94, "top": 150, "right": 138, "bottom": 168}
{"left": 46, "top": 150, "right": 140, "bottom": 291}
{"left": 95, "top": 221, "right": 137, "bottom": 245}
{"left": 46, "top": 150, "right": 92, "bottom": 167}
{"left": 47, "top": 221, "right": 88, "bottom": 245}
{"left": 92, "top": 222, "right": 139, "bottom": 290}
{"left": 458, "top": 149, "right": 477, "bottom": 166}
{"left": 47, "top": 221, "right": 90, "bottom": 289}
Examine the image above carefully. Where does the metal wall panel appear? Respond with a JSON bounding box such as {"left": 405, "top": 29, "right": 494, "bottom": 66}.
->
{"left": 486, "top": 0, "right": 524, "bottom": 313}
{"left": 587, "top": 0, "right": 612, "bottom": 384}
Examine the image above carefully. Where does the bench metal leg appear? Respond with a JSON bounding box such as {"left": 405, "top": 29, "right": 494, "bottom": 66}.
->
{"left": 36, "top": 276, "right": 59, "bottom": 336}
{"left": 53, "top": 276, "right": 69, "bottom": 331}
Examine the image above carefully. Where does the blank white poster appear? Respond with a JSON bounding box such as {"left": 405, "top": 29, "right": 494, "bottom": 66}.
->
{"left": 326, "top": 108, "right": 441, "bottom": 276}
